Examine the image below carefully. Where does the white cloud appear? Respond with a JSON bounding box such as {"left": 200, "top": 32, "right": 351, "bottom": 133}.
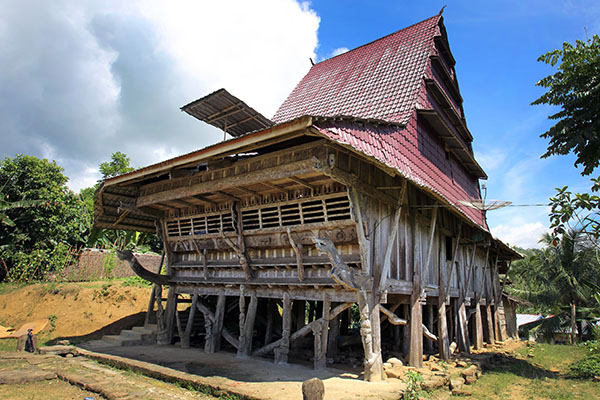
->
{"left": 474, "top": 149, "right": 507, "bottom": 173}
{"left": 330, "top": 47, "right": 349, "bottom": 57}
{"left": 490, "top": 221, "right": 548, "bottom": 249}
{"left": 0, "top": 1, "right": 320, "bottom": 192}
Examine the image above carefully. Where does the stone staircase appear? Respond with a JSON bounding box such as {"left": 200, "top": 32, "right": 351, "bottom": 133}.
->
{"left": 101, "top": 324, "right": 157, "bottom": 346}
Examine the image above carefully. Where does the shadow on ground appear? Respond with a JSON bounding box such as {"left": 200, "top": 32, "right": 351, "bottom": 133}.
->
{"left": 484, "top": 352, "right": 560, "bottom": 379}
{"left": 46, "top": 312, "right": 145, "bottom": 345}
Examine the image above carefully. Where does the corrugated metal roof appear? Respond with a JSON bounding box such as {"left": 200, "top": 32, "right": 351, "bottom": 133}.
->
{"left": 181, "top": 88, "right": 273, "bottom": 137}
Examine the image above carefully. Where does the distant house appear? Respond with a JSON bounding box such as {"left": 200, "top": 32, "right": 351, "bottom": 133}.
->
{"left": 94, "top": 11, "right": 520, "bottom": 380}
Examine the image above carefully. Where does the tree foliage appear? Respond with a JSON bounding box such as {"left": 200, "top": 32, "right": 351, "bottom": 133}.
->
{"left": 99, "top": 151, "right": 135, "bottom": 179}
{"left": 533, "top": 34, "right": 600, "bottom": 176}
{"left": 509, "top": 232, "right": 600, "bottom": 342}
{"left": 0, "top": 155, "right": 89, "bottom": 280}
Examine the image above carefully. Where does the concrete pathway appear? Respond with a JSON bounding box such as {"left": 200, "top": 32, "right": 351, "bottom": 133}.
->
{"left": 79, "top": 342, "right": 407, "bottom": 400}
{"left": 0, "top": 351, "right": 215, "bottom": 400}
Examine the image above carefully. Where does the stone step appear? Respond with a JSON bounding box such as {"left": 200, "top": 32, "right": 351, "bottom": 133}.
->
{"left": 122, "top": 329, "right": 156, "bottom": 341}
{"left": 132, "top": 325, "right": 157, "bottom": 334}
{"left": 101, "top": 335, "right": 144, "bottom": 347}
{"left": 120, "top": 330, "right": 144, "bottom": 340}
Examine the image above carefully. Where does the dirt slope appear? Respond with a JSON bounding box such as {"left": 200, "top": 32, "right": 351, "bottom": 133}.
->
{"left": 0, "top": 281, "right": 152, "bottom": 342}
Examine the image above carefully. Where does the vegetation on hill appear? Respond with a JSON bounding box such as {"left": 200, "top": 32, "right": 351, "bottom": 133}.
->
{"left": 0, "top": 152, "right": 160, "bottom": 283}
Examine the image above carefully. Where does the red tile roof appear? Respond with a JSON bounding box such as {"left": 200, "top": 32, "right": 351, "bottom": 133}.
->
{"left": 274, "top": 14, "right": 488, "bottom": 228}
{"left": 273, "top": 15, "right": 442, "bottom": 124}
{"left": 313, "top": 117, "right": 486, "bottom": 228}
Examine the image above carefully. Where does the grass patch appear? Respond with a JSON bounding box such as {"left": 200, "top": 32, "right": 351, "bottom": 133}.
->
{"left": 119, "top": 276, "right": 152, "bottom": 288}
{"left": 438, "top": 342, "right": 600, "bottom": 400}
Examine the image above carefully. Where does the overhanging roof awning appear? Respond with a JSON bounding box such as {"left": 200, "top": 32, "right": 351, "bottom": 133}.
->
{"left": 181, "top": 88, "right": 273, "bottom": 137}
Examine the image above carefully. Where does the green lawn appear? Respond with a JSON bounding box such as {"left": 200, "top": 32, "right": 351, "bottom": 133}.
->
{"left": 434, "top": 342, "right": 600, "bottom": 400}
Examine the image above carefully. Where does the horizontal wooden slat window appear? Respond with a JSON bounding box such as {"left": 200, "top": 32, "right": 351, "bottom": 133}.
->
{"left": 165, "top": 192, "right": 351, "bottom": 238}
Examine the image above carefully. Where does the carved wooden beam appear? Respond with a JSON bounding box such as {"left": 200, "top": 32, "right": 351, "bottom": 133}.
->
{"left": 220, "top": 230, "right": 252, "bottom": 280}
{"left": 116, "top": 250, "right": 171, "bottom": 286}
{"left": 287, "top": 228, "right": 304, "bottom": 281}
{"left": 314, "top": 237, "right": 359, "bottom": 290}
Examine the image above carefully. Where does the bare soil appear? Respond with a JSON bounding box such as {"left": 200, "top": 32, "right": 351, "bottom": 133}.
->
{"left": 0, "top": 281, "right": 152, "bottom": 343}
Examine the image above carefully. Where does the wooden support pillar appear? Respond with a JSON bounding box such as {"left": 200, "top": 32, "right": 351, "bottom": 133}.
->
{"left": 237, "top": 288, "right": 258, "bottom": 358}
{"left": 179, "top": 293, "right": 198, "bottom": 349}
{"left": 275, "top": 293, "right": 292, "bottom": 364}
{"left": 158, "top": 286, "right": 177, "bottom": 345}
{"left": 409, "top": 294, "right": 423, "bottom": 367}
{"left": 402, "top": 304, "right": 410, "bottom": 357}
{"left": 145, "top": 252, "right": 165, "bottom": 326}
{"left": 485, "top": 304, "right": 495, "bottom": 345}
{"left": 358, "top": 290, "right": 384, "bottom": 381}
{"left": 314, "top": 294, "right": 330, "bottom": 370}
{"left": 424, "top": 305, "right": 434, "bottom": 353}
{"left": 437, "top": 298, "right": 450, "bottom": 360}
{"left": 369, "top": 292, "right": 382, "bottom": 368}
{"left": 473, "top": 304, "right": 484, "bottom": 350}
{"left": 328, "top": 303, "right": 340, "bottom": 357}
{"left": 213, "top": 294, "right": 226, "bottom": 351}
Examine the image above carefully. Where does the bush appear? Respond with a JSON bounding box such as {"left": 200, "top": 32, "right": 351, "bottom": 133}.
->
{"left": 570, "top": 354, "right": 600, "bottom": 378}
{"left": 7, "top": 243, "right": 78, "bottom": 282}
{"left": 570, "top": 339, "right": 600, "bottom": 378}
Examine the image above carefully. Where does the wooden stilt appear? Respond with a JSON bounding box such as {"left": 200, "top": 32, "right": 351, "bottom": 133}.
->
{"left": 357, "top": 289, "right": 384, "bottom": 381}
{"left": 409, "top": 294, "right": 424, "bottom": 367}
{"left": 314, "top": 294, "right": 330, "bottom": 370}
{"left": 457, "top": 301, "right": 470, "bottom": 353}
{"left": 402, "top": 304, "right": 410, "bottom": 357}
{"left": 437, "top": 299, "right": 450, "bottom": 360}
{"left": 213, "top": 294, "right": 226, "bottom": 351}
{"left": 158, "top": 286, "right": 177, "bottom": 345}
{"left": 328, "top": 303, "right": 340, "bottom": 357}
{"left": 275, "top": 292, "right": 291, "bottom": 364}
{"left": 485, "top": 304, "right": 495, "bottom": 345}
{"left": 425, "top": 305, "right": 434, "bottom": 353}
{"left": 237, "top": 288, "right": 258, "bottom": 358}
{"left": 145, "top": 252, "right": 165, "bottom": 326}
{"left": 473, "top": 304, "right": 484, "bottom": 350}
{"left": 180, "top": 293, "right": 198, "bottom": 348}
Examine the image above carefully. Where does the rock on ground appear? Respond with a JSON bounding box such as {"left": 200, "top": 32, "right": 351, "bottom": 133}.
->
{"left": 302, "top": 377, "right": 325, "bottom": 400}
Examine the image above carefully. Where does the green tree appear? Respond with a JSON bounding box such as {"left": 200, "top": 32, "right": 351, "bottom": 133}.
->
{"left": 532, "top": 34, "right": 600, "bottom": 176}
{"left": 0, "top": 155, "right": 89, "bottom": 281}
{"left": 81, "top": 152, "right": 161, "bottom": 253}
{"left": 509, "top": 232, "right": 600, "bottom": 342}
{"left": 533, "top": 35, "right": 600, "bottom": 247}
{"left": 99, "top": 151, "right": 135, "bottom": 179}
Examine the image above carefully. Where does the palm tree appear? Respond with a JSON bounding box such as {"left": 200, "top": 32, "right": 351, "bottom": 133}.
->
{"left": 538, "top": 232, "right": 598, "bottom": 342}
{"left": 510, "top": 231, "right": 600, "bottom": 342}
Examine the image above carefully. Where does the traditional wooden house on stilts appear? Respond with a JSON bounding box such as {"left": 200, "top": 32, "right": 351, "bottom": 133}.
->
{"left": 94, "top": 12, "right": 520, "bottom": 381}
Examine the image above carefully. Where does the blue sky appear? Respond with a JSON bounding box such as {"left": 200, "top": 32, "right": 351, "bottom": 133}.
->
{"left": 310, "top": 0, "right": 599, "bottom": 248}
{"left": 0, "top": 0, "right": 598, "bottom": 248}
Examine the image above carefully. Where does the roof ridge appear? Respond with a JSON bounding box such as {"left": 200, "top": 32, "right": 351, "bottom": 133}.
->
{"left": 314, "top": 14, "right": 441, "bottom": 66}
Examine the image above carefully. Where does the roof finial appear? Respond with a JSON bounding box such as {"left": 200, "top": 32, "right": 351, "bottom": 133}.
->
{"left": 439, "top": 5, "right": 446, "bottom": 15}
{"left": 310, "top": 58, "right": 315, "bottom": 66}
